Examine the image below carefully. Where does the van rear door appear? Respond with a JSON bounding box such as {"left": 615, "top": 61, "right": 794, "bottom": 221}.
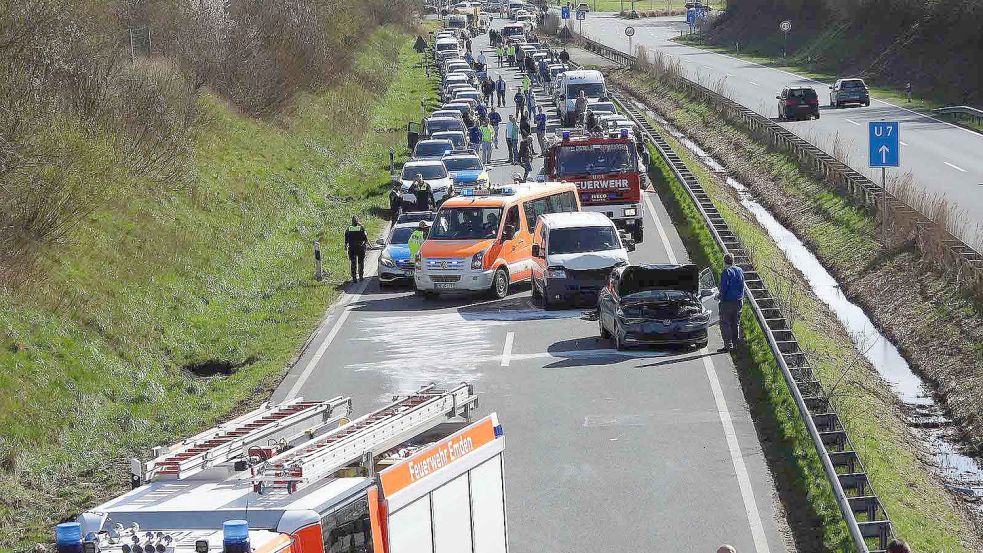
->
{"left": 380, "top": 415, "right": 507, "bottom": 553}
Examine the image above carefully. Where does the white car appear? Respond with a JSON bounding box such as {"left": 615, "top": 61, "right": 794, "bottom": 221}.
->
{"left": 399, "top": 160, "right": 454, "bottom": 209}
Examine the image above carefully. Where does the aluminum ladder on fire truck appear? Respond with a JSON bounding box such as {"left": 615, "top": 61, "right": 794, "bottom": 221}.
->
{"left": 249, "top": 383, "right": 478, "bottom": 494}
{"left": 144, "top": 396, "right": 352, "bottom": 482}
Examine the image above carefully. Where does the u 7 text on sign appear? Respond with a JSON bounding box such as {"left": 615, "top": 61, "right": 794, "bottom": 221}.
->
{"left": 868, "top": 121, "right": 900, "bottom": 168}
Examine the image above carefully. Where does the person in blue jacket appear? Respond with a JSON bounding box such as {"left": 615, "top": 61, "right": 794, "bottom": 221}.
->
{"left": 468, "top": 124, "right": 482, "bottom": 150}
{"left": 718, "top": 253, "right": 745, "bottom": 352}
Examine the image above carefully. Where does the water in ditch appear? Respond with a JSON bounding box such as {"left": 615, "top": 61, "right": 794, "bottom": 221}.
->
{"left": 638, "top": 105, "right": 983, "bottom": 505}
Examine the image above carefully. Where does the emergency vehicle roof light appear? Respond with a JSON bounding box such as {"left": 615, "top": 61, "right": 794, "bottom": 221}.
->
{"left": 562, "top": 131, "right": 570, "bottom": 142}
{"left": 620, "top": 128, "right": 629, "bottom": 138}
{"left": 56, "top": 522, "right": 83, "bottom": 551}
{"left": 223, "top": 520, "right": 249, "bottom": 544}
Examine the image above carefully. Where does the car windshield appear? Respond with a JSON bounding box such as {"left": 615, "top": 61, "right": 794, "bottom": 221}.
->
{"left": 555, "top": 142, "right": 637, "bottom": 176}
{"left": 434, "top": 134, "right": 465, "bottom": 148}
{"left": 402, "top": 164, "right": 447, "bottom": 179}
{"left": 444, "top": 157, "right": 482, "bottom": 172}
{"left": 788, "top": 88, "right": 817, "bottom": 99}
{"left": 414, "top": 142, "right": 452, "bottom": 158}
{"left": 841, "top": 80, "right": 865, "bottom": 89}
{"left": 427, "top": 119, "right": 463, "bottom": 133}
{"left": 436, "top": 42, "right": 458, "bottom": 51}
{"left": 429, "top": 207, "right": 503, "bottom": 240}
{"left": 549, "top": 226, "right": 620, "bottom": 254}
{"left": 567, "top": 83, "right": 605, "bottom": 98}
{"left": 389, "top": 227, "right": 414, "bottom": 245}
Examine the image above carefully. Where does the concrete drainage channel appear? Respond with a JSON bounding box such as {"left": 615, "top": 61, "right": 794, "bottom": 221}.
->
{"left": 611, "top": 92, "right": 894, "bottom": 552}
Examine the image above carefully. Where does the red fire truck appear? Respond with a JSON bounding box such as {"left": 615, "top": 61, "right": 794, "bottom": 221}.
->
{"left": 57, "top": 384, "right": 508, "bottom": 553}
{"left": 544, "top": 131, "right": 645, "bottom": 242}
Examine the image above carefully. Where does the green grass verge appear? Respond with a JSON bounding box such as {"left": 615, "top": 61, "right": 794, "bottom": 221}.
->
{"left": 634, "top": 75, "right": 979, "bottom": 551}
{"left": 0, "top": 26, "right": 436, "bottom": 548}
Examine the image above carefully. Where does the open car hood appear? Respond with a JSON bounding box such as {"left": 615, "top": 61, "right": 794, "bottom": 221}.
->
{"left": 618, "top": 264, "right": 699, "bottom": 296}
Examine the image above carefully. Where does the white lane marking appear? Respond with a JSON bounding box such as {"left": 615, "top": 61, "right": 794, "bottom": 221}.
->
{"left": 944, "top": 161, "right": 967, "bottom": 173}
{"left": 285, "top": 272, "right": 374, "bottom": 400}
{"left": 726, "top": 73, "right": 735, "bottom": 77}
{"left": 899, "top": 140, "right": 908, "bottom": 146}
{"left": 702, "top": 352, "right": 772, "bottom": 553}
{"left": 748, "top": 81, "right": 760, "bottom": 86}
{"left": 845, "top": 119, "right": 861, "bottom": 126}
{"left": 501, "top": 331, "right": 515, "bottom": 367}
{"left": 644, "top": 192, "right": 678, "bottom": 264}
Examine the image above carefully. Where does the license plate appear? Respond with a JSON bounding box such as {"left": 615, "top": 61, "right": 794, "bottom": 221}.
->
{"left": 436, "top": 283, "right": 456, "bottom": 289}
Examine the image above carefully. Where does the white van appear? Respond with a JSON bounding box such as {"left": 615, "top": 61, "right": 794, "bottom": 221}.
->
{"left": 555, "top": 69, "right": 608, "bottom": 127}
{"left": 531, "top": 211, "right": 632, "bottom": 307}
{"left": 434, "top": 38, "right": 460, "bottom": 61}
{"left": 501, "top": 22, "right": 526, "bottom": 41}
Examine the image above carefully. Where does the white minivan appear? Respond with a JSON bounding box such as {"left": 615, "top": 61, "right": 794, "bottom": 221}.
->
{"left": 555, "top": 69, "right": 608, "bottom": 127}
{"left": 531, "top": 211, "right": 632, "bottom": 307}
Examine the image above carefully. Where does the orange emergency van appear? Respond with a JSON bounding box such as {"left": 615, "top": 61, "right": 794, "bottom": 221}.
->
{"left": 414, "top": 182, "right": 581, "bottom": 298}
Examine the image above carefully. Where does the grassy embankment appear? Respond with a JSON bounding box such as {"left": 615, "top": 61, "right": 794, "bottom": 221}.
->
{"left": 628, "top": 68, "right": 981, "bottom": 552}
{"left": 0, "top": 27, "right": 435, "bottom": 549}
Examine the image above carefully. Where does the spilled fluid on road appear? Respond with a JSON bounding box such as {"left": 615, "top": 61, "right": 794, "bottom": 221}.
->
{"left": 642, "top": 106, "right": 983, "bottom": 503}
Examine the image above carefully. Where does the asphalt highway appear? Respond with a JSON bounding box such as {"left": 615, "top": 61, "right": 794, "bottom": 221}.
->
{"left": 273, "top": 23, "right": 789, "bottom": 552}
{"left": 581, "top": 14, "right": 983, "bottom": 245}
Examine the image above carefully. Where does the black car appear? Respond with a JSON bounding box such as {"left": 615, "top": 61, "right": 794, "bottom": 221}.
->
{"left": 777, "top": 86, "right": 820, "bottom": 121}
{"left": 598, "top": 264, "right": 716, "bottom": 350}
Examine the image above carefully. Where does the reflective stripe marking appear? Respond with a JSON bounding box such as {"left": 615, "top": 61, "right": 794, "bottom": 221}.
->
{"left": 500, "top": 332, "right": 515, "bottom": 367}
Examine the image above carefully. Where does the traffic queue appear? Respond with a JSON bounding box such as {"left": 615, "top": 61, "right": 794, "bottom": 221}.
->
{"left": 377, "top": 14, "right": 720, "bottom": 351}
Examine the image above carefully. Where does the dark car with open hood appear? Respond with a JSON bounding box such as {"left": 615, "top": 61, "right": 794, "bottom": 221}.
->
{"left": 598, "top": 263, "right": 717, "bottom": 350}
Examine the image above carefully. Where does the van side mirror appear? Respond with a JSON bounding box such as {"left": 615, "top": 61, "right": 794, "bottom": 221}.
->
{"left": 532, "top": 244, "right": 542, "bottom": 257}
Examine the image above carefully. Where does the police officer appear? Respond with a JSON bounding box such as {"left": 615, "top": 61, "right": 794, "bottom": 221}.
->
{"left": 408, "top": 220, "right": 429, "bottom": 261}
{"left": 411, "top": 173, "right": 432, "bottom": 211}
{"left": 344, "top": 216, "right": 368, "bottom": 283}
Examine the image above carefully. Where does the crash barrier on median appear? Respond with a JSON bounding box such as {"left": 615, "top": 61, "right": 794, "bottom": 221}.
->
{"left": 932, "top": 105, "right": 983, "bottom": 128}
{"left": 577, "top": 36, "right": 983, "bottom": 296}
{"left": 611, "top": 93, "right": 895, "bottom": 553}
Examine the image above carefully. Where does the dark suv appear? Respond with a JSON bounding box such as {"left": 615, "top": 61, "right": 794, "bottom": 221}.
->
{"left": 777, "top": 86, "right": 820, "bottom": 121}
{"left": 829, "top": 78, "right": 870, "bottom": 107}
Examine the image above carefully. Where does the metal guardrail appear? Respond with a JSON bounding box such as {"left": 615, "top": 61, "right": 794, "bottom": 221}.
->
{"left": 932, "top": 105, "right": 983, "bottom": 127}
{"left": 613, "top": 94, "right": 893, "bottom": 553}
{"left": 578, "top": 37, "right": 983, "bottom": 292}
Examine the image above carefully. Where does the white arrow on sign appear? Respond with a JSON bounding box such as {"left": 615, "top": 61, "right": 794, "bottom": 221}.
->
{"left": 878, "top": 144, "right": 890, "bottom": 164}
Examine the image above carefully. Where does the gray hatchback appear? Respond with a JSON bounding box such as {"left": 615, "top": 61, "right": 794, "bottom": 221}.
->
{"left": 829, "top": 78, "right": 870, "bottom": 107}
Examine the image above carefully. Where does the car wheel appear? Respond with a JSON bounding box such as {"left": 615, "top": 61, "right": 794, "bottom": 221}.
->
{"left": 599, "top": 316, "right": 611, "bottom": 339}
{"left": 864, "top": 100, "right": 870, "bottom": 107}
{"left": 815, "top": 112, "right": 820, "bottom": 120}
{"left": 490, "top": 267, "right": 510, "bottom": 299}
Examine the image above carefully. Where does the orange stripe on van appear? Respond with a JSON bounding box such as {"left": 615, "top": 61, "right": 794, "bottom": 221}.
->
{"left": 380, "top": 418, "right": 497, "bottom": 496}
{"left": 254, "top": 534, "right": 292, "bottom": 553}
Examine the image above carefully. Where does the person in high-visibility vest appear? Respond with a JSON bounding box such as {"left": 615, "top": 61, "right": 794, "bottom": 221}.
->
{"left": 507, "top": 44, "right": 516, "bottom": 67}
{"left": 496, "top": 45, "right": 505, "bottom": 67}
{"left": 408, "top": 221, "right": 429, "bottom": 262}
{"left": 344, "top": 216, "right": 368, "bottom": 283}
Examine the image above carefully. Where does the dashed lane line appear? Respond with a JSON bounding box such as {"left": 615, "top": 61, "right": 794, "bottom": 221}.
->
{"left": 944, "top": 161, "right": 967, "bottom": 173}
{"left": 500, "top": 331, "right": 515, "bottom": 367}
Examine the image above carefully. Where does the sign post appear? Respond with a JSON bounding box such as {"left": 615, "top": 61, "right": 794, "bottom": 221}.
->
{"left": 625, "top": 26, "right": 635, "bottom": 56}
{"left": 779, "top": 20, "right": 791, "bottom": 57}
{"left": 868, "top": 121, "right": 900, "bottom": 241}
{"left": 576, "top": 8, "right": 586, "bottom": 35}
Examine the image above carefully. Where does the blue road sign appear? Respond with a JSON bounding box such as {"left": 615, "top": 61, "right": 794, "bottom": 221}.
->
{"left": 576, "top": 9, "right": 586, "bottom": 20}
{"left": 686, "top": 8, "right": 697, "bottom": 25}
{"left": 868, "top": 121, "right": 900, "bottom": 167}
{"left": 561, "top": 5, "right": 570, "bottom": 19}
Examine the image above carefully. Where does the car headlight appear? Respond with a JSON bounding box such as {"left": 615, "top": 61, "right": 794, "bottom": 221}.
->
{"left": 623, "top": 207, "right": 637, "bottom": 217}
{"left": 380, "top": 254, "right": 396, "bottom": 268}
{"left": 471, "top": 249, "right": 486, "bottom": 270}
{"left": 547, "top": 268, "right": 566, "bottom": 279}
{"left": 690, "top": 310, "right": 710, "bottom": 323}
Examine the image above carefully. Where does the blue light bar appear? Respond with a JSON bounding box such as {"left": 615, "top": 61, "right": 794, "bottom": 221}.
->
{"left": 620, "top": 128, "right": 629, "bottom": 138}
{"left": 223, "top": 520, "right": 250, "bottom": 553}
{"left": 56, "top": 523, "right": 83, "bottom": 553}
{"left": 562, "top": 131, "right": 571, "bottom": 142}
